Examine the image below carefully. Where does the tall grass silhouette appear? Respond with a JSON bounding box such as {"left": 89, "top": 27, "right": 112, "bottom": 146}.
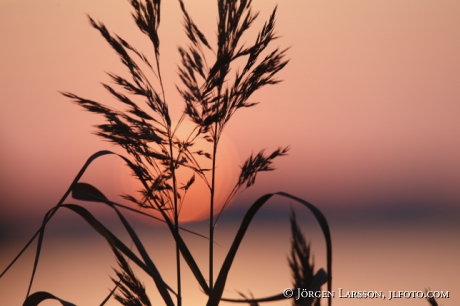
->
{"left": 2, "top": 1, "right": 332, "bottom": 305}
{"left": 0, "top": 1, "right": 441, "bottom": 305}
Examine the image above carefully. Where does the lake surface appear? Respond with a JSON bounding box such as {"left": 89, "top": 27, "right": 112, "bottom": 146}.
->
{"left": 1, "top": 211, "right": 459, "bottom": 306}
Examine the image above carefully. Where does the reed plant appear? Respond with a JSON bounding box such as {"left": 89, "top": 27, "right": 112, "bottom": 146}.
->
{"left": 2, "top": 1, "right": 332, "bottom": 305}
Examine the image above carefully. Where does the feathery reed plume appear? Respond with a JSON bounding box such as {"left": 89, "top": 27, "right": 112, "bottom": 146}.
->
{"left": 177, "top": 0, "right": 289, "bottom": 290}
{"left": 214, "top": 146, "right": 290, "bottom": 224}
{"left": 289, "top": 210, "right": 322, "bottom": 306}
{"left": 111, "top": 247, "right": 152, "bottom": 306}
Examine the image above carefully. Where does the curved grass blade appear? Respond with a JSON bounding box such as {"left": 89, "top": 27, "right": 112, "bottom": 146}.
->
{"left": 23, "top": 291, "right": 76, "bottom": 306}
{"left": 1, "top": 151, "right": 115, "bottom": 286}
{"left": 220, "top": 269, "right": 327, "bottom": 304}
{"left": 72, "top": 181, "right": 210, "bottom": 240}
{"left": 207, "top": 192, "right": 332, "bottom": 306}
{"left": 2, "top": 150, "right": 207, "bottom": 302}
{"left": 26, "top": 207, "right": 58, "bottom": 297}
{"left": 3, "top": 150, "right": 161, "bottom": 299}
{"left": 221, "top": 293, "right": 285, "bottom": 303}
{"left": 0, "top": 231, "right": 35, "bottom": 278}
{"left": 72, "top": 179, "right": 211, "bottom": 297}
{"left": 206, "top": 193, "right": 271, "bottom": 306}
{"left": 62, "top": 203, "right": 175, "bottom": 306}
{"left": 72, "top": 182, "right": 108, "bottom": 202}
{"left": 99, "top": 195, "right": 176, "bottom": 304}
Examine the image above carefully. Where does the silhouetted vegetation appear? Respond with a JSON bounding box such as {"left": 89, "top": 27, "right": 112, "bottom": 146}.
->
{"left": 2, "top": 1, "right": 332, "bottom": 305}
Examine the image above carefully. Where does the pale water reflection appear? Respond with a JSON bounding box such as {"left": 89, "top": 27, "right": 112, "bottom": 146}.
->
{"left": 1, "top": 216, "right": 459, "bottom": 306}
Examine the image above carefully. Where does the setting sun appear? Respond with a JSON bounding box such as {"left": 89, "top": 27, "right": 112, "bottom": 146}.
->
{"left": 119, "top": 120, "right": 240, "bottom": 223}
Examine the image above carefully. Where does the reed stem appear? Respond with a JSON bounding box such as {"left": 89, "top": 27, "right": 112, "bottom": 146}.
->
{"left": 169, "top": 132, "right": 182, "bottom": 306}
{"left": 209, "top": 122, "right": 219, "bottom": 291}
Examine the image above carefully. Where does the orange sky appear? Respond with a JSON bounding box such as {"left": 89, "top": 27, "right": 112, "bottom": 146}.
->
{"left": 1, "top": 0, "right": 460, "bottom": 304}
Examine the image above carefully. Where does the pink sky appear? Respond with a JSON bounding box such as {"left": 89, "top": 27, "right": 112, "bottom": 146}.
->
{"left": 1, "top": 0, "right": 459, "bottom": 222}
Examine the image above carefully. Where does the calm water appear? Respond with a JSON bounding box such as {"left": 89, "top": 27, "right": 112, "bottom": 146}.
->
{"left": 1, "top": 214, "right": 459, "bottom": 306}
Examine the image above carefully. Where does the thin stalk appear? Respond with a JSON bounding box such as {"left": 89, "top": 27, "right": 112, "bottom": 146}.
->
{"left": 156, "top": 35, "right": 182, "bottom": 304}
{"left": 209, "top": 122, "right": 219, "bottom": 291}
{"left": 168, "top": 134, "right": 182, "bottom": 306}
{"left": 167, "top": 137, "right": 182, "bottom": 306}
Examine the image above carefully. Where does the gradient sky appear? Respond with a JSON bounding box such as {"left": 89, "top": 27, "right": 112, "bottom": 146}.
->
{"left": 1, "top": 0, "right": 459, "bottom": 220}
{"left": 1, "top": 0, "right": 460, "bottom": 305}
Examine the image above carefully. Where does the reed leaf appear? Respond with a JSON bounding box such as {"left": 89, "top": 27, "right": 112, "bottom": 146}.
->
{"left": 16, "top": 151, "right": 115, "bottom": 299}
{"left": 220, "top": 269, "right": 326, "bottom": 305}
{"left": 61, "top": 203, "right": 175, "bottom": 306}
{"left": 3, "top": 150, "right": 174, "bottom": 305}
{"left": 22, "top": 291, "right": 76, "bottom": 306}
{"left": 104, "top": 200, "right": 171, "bottom": 303}
{"left": 72, "top": 182, "right": 109, "bottom": 202}
{"left": 2, "top": 149, "right": 212, "bottom": 305}
{"left": 70, "top": 153, "right": 211, "bottom": 296}
{"left": 207, "top": 192, "right": 332, "bottom": 306}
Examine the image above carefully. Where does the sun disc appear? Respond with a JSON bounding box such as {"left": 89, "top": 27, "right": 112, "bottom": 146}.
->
{"left": 118, "top": 120, "right": 239, "bottom": 224}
